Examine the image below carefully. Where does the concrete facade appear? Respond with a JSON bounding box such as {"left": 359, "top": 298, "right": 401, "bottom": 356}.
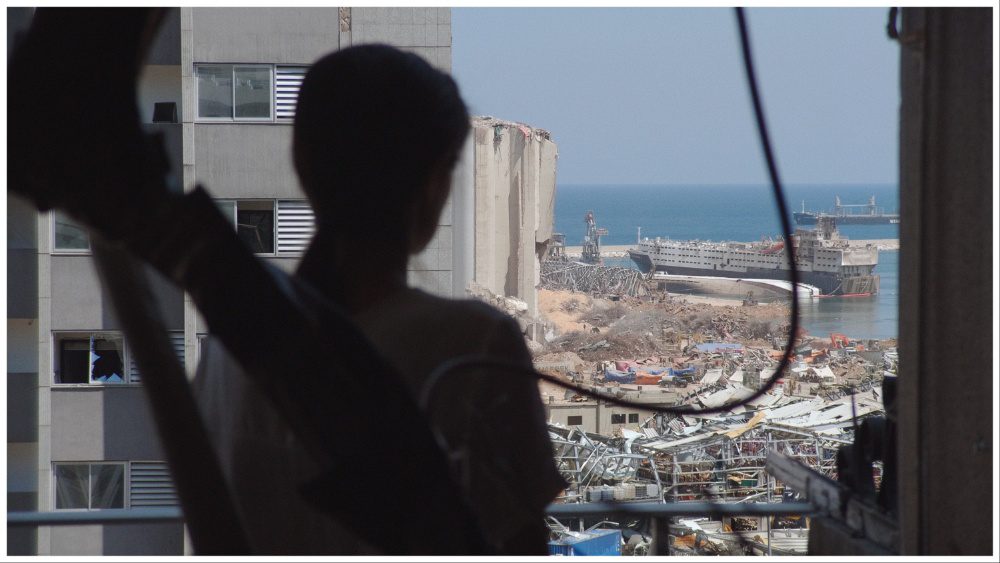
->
{"left": 470, "top": 117, "right": 559, "bottom": 320}
{"left": 6, "top": 7, "right": 459, "bottom": 555}
{"left": 545, "top": 398, "right": 661, "bottom": 435}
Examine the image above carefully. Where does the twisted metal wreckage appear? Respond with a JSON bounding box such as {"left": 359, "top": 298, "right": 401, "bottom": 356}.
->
{"left": 541, "top": 261, "right": 649, "bottom": 297}
{"left": 546, "top": 384, "right": 888, "bottom": 555}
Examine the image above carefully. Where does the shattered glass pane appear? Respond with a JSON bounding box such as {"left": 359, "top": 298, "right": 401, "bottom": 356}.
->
{"left": 90, "top": 336, "right": 125, "bottom": 384}
{"left": 237, "top": 202, "right": 275, "bottom": 254}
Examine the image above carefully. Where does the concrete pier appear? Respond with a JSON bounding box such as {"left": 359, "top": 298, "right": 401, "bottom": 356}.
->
{"left": 563, "top": 238, "right": 899, "bottom": 258}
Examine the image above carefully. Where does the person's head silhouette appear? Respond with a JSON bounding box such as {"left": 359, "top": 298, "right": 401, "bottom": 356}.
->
{"left": 293, "top": 44, "right": 469, "bottom": 257}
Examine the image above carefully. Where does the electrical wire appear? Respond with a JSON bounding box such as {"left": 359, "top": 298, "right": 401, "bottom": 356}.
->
{"left": 424, "top": 7, "right": 799, "bottom": 417}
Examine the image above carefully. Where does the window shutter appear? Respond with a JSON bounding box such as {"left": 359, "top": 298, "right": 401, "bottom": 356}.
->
{"left": 277, "top": 200, "right": 316, "bottom": 254}
{"left": 275, "top": 66, "right": 307, "bottom": 120}
{"left": 129, "top": 331, "right": 185, "bottom": 383}
{"left": 129, "top": 462, "right": 179, "bottom": 507}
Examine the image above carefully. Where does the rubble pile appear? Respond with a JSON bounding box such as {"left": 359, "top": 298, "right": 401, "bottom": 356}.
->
{"left": 540, "top": 291, "right": 790, "bottom": 363}
{"left": 467, "top": 281, "right": 530, "bottom": 318}
{"left": 537, "top": 286, "right": 896, "bottom": 556}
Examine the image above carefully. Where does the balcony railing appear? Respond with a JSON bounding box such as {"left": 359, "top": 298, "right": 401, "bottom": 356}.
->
{"left": 8, "top": 500, "right": 816, "bottom": 556}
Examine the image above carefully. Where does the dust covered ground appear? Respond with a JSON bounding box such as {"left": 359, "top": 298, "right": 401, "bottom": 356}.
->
{"left": 537, "top": 288, "right": 790, "bottom": 361}
{"left": 534, "top": 287, "right": 895, "bottom": 396}
{"left": 533, "top": 288, "right": 792, "bottom": 398}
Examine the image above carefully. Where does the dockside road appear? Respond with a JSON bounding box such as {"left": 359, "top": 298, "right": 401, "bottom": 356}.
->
{"left": 564, "top": 239, "right": 899, "bottom": 258}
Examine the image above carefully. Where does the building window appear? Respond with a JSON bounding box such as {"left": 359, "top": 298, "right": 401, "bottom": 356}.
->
{"left": 53, "top": 211, "right": 90, "bottom": 252}
{"left": 567, "top": 415, "right": 583, "bottom": 426}
{"left": 54, "top": 461, "right": 178, "bottom": 510}
{"left": 218, "top": 200, "right": 275, "bottom": 254}
{"left": 196, "top": 64, "right": 233, "bottom": 118}
{"left": 196, "top": 64, "right": 307, "bottom": 121}
{"left": 628, "top": 413, "right": 640, "bottom": 423}
{"left": 611, "top": 413, "right": 626, "bottom": 424}
{"left": 234, "top": 66, "right": 272, "bottom": 119}
{"left": 54, "top": 462, "right": 125, "bottom": 510}
{"left": 55, "top": 333, "right": 126, "bottom": 384}
{"left": 196, "top": 64, "right": 271, "bottom": 120}
{"left": 218, "top": 199, "right": 316, "bottom": 255}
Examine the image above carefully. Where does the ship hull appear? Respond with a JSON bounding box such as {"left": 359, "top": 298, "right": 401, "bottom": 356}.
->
{"left": 627, "top": 250, "right": 879, "bottom": 296}
{"left": 793, "top": 212, "right": 899, "bottom": 225}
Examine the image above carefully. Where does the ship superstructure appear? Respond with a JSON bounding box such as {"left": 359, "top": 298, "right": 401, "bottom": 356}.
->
{"left": 628, "top": 217, "right": 879, "bottom": 296}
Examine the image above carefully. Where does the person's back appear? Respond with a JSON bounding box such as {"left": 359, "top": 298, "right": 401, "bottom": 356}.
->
{"left": 193, "top": 44, "right": 564, "bottom": 554}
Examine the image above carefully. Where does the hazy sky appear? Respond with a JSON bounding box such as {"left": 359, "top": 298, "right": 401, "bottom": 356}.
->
{"left": 453, "top": 8, "right": 900, "bottom": 186}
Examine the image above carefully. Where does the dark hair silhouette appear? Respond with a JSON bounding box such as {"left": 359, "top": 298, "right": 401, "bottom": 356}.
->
{"left": 293, "top": 44, "right": 469, "bottom": 244}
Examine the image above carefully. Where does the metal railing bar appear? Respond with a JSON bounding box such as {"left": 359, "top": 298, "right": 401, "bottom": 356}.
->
{"left": 7, "top": 507, "right": 183, "bottom": 527}
{"left": 545, "top": 501, "right": 815, "bottom": 517}
{"left": 9, "top": 501, "right": 815, "bottom": 528}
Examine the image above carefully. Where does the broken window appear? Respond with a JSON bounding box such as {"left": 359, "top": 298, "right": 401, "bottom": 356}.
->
{"left": 53, "top": 211, "right": 90, "bottom": 251}
{"left": 567, "top": 415, "right": 583, "bottom": 426}
{"left": 54, "top": 462, "right": 125, "bottom": 510}
{"left": 611, "top": 413, "right": 627, "bottom": 424}
{"left": 55, "top": 333, "right": 125, "bottom": 384}
{"left": 217, "top": 200, "right": 275, "bottom": 254}
{"left": 628, "top": 413, "right": 640, "bottom": 423}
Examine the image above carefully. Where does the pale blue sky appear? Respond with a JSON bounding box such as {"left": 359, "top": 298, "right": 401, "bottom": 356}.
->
{"left": 452, "top": 8, "right": 900, "bottom": 186}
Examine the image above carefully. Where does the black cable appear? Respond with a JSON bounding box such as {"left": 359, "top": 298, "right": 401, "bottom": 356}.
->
{"left": 425, "top": 8, "right": 799, "bottom": 417}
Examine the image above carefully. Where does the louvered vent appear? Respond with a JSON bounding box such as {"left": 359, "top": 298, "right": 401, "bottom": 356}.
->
{"left": 275, "top": 66, "right": 307, "bottom": 120}
{"left": 276, "top": 200, "right": 316, "bottom": 254}
{"left": 130, "top": 331, "right": 185, "bottom": 383}
{"left": 129, "top": 462, "right": 178, "bottom": 507}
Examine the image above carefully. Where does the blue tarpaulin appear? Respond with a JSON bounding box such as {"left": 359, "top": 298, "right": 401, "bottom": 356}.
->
{"left": 604, "top": 369, "right": 636, "bottom": 384}
{"left": 694, "top": 342, "right": 744, "bottom": 353}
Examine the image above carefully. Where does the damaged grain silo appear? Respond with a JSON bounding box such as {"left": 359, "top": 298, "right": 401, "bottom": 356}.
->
{"left": 470, "top": 117, "right": 558, "bottom": 323}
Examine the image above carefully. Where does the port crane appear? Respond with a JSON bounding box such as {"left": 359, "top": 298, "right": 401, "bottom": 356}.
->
{"left": 581, "top": 211, "right": 608, "bottom": 265}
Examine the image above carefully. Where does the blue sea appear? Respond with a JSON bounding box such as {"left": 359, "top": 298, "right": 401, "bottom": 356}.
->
{"left": 554, "top": 184, "right": 899, "bottom": 339}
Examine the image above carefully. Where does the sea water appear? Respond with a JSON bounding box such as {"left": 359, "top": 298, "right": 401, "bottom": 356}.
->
{"left": 554, "top": 184, "right": 899, "bottom": 339}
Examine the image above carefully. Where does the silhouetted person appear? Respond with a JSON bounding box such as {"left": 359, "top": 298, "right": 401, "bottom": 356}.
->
{"left": 9, "top": 9, "right": 561, "bottom": 555}
{"left": 193, "top": 45, "right": 565, "bottom": 554}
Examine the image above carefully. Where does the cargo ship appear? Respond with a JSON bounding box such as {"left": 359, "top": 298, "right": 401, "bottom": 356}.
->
{"left": 793, "top": 195, "right": 899, "bottom": 225}
{"left": 627, "top": 217, "right": 879, "bottom": 296}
